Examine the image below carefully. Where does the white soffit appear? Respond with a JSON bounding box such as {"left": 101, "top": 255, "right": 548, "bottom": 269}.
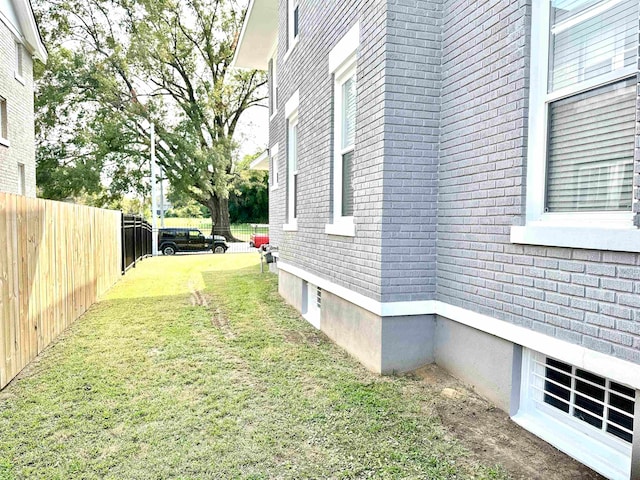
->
{"left": 249, "top": 150, "right": 269, "bottom": 170}
{"left": 232, "top": 0, "right": 277, "bottom": 70}
{"left": 7, "top": 0, "right": 47, "bottom": 62}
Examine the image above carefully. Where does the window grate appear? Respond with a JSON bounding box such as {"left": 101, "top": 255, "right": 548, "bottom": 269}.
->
{"left": 533, "top": 356, "right": 635, "bottom": 444}
{"left": 316, "top": 287, "right": 322, "bottom": 309}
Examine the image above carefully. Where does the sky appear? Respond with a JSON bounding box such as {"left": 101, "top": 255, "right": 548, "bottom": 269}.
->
{"left": 234, "top": 104, "right": 269, "bottom": 159}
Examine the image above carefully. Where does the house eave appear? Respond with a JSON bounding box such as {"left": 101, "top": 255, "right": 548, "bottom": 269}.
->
{"left": 12, "top": 0, "right": 47, "bottom": 62}
{"left": 231, "top": 0, "right": 277, "bottom": 70}
{"left": 249, "top": 151, "right": 269, "bottom": 171}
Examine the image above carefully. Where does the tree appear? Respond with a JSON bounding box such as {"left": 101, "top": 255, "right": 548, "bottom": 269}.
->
{"left": 33, "top": 0, "right": 266, "bottom": 240}
{"left": 228, "top": 155, "right": 268, "bottom": 224}
{"left": 166, "top": 185, "right": 209, "bottom": 218}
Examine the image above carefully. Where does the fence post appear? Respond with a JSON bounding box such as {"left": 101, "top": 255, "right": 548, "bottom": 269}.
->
{"left": 121, "top": 214, "right": 125, "bottom": 275}
{"left": 133, "top": 217, "right": 137, "bottom": 269}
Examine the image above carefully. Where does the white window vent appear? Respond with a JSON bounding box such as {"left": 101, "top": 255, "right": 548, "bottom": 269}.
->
{"left": 538, "top": 356, "right": 634, "bottom": 444}
{"left": 302, "top": 281, "right": 320, "bottom": 329}
{"left": 515, "top": 349, "right": 636, "bottom": 480}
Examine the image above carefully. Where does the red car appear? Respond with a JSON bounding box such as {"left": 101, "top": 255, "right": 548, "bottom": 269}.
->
{"left": 250, "top": 234, "right": 269, "bottom": 250}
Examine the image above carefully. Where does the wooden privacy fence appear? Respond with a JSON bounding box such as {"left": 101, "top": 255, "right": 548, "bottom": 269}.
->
{"left": 0, "top": 193, "right": 122, "bottom": 389}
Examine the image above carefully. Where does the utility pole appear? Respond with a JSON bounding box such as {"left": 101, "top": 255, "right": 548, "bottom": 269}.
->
{"left": 151, "top": 123, "right": 158, "bottom": 256}
{"left": 160, "top": 168, "right": 165, "bottom": 228}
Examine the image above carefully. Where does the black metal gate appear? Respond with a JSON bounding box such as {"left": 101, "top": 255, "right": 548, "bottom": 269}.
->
{"left": 121, "top": 215, "right": 152, "bottom": 273}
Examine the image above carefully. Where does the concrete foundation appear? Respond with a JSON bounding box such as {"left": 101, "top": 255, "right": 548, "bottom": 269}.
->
{"left": 278, "top": 269, "right": 303, "bottom": 311}
{"left": 321, "top": 289, "right": 383, "bottom": 372}
{"left": 381, "top": 315, "right": 434, "bottom": 374}
{"left": 434, "top": 316, "right": 516, "bottom": 412}
{"left": 279, "top": 269, "right": 520, "bottom": 411}
{"left": 279, "top": 270, "right": 435, "bottom": 374}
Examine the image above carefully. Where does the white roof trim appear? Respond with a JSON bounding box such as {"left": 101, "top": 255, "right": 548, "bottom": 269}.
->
{"left": 10, "top": 0, "right": 47, "bottom": 62}
{"left": 232, "top": 0, "right": 277, "bottom": 69}
{"left": 249, "top": 150, "right": 269, "bottom": 170}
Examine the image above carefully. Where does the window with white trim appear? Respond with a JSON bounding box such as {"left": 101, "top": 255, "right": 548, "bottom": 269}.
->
{"left": 0, "top": 97, "right": 8, "bottom": 142}
{"left": 527, "top": 0, "right": 639, "bottom": 219}
{"left": 518, "top": 349, "right": 636, "bottom": 480}
{"left": 15, "top": 42, "right": 23, "bottom": 81}
{"left": 287, "top": 113, "right": 298, "bottom": 226}
{"left": 335, "top": 64, "right": 356, "bottom": 219}
{"left": 17, "top": 163, "right": 25, "bottom": 195}
{"left": 536, "top": 355, "right": 635, "bottom": 444}
{"left": 287, "top": 0, "right": 299, "bottom": 49}
{"left": 326, "top": 23, "right": 359, "bottom": 237}
{"left": 270, "top": 144, "right": 279, "bottom": 189}
{"left": 268, "top": 54, "right": 278, "bottom": 117}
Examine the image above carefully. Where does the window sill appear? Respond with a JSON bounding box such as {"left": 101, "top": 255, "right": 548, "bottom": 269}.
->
{"left": 510, "top": 224, "right": 640, "bottom": 253}
{"left": 14, "top": 73, "right": 25, "bottom": 85}
{"left": 271, "top": 185, "right": 279, "bottom": 191}
{"left": 512, "top": 409, "right": 629, "bottom": 480}
{"left": 283, "top": 37, "right": 299, "bottom": 64}
{"left": 283, "top": 222, "right": 297, "bottom": 232}
{"left": 0, "top": 137, "right": 10, "bottom": 148}
{"left": 325, "top": 220, "right": 355, "bottom": 237}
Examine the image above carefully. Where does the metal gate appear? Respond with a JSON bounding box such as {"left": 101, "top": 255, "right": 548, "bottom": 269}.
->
{"left": 121, "top": 215, "right": 152, "bottom": 273}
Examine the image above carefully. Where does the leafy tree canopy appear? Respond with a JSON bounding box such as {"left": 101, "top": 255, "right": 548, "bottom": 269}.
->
{"left": 34, "top": 0, "right": 266, "bottom": 238}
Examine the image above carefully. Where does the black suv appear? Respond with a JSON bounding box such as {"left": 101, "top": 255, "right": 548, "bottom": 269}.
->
{"left": 158, "top": 228, "right": 228, "bottom": 255}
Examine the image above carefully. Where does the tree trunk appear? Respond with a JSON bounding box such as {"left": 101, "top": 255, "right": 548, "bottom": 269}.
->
{"left": 209, "top": 194, "right": 238, "bottom": 242}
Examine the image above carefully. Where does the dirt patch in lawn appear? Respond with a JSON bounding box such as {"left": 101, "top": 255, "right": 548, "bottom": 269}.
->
{"left": 410, "top": 365, "right": 605, "bottom": 480}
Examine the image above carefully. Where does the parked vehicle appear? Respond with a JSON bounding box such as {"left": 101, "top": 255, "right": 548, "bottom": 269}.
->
{"left": 158, "top": 228, "right": 228, "bottom": 255}
{"left": 249, "top": 233, "right": 269, "bottom": 250}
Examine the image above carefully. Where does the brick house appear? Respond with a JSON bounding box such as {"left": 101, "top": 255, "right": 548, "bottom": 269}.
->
{"left": 0, "top": 0, "right": 46, "bottom": 197}
{"left": 233, "top": 0, "right": 640, "bottom": 478}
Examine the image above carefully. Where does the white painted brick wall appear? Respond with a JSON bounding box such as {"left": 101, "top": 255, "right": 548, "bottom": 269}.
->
{"left": 269, "top": 0, "right": 640, "bottom": 364}
{"left": 0, "top": 20, "right": 36, "bottom": 198}
{"left": 270, "top": 0, "right": 388, "bottom": 301}
{"left": 438, "top": 0, "right": 640, "bottom": 364}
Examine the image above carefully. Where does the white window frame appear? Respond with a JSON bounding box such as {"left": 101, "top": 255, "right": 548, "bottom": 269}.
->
{"left": 284, "top": 91, "right": 299, "bottom": 231}
{"left": 325, "top": 23, "right": 359, "bottom": 237}
{"left": 270, "top": 143, "right": 279, "bottom": 190}
{"left": 302, "top": 281, "right": 321, "bottom": 329}
{"left": 0, "top": 97, "right": 9, "bottom": 147}
{"left": 269, "top": 45, "right": 278, "bottom": 120}
{"left": 17, "top": 163, "right": 25, "bottom": 195}
{"left": 14, "top": 41, "right": 24, "bottom": 85}
{"left": 511, "top": 0, "right": 640, "bottom": 252}
{"left": 284, "top": 0, "right": 299, "bottom": 61}
{"left": 514, "top": 348, "right": 634, "bottom": 480}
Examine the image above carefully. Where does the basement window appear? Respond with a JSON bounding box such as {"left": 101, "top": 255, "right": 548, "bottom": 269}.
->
{"left": 515, "top": 349, "right": 636, "bottom": 480}
{"left": 538, "top": 357, "right": 635, "bottom": 444}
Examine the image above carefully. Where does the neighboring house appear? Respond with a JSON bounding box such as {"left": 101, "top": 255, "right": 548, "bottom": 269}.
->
{"left": 233, "top": 1, "right": 640, "bottom": 478}
{"left": 0, "top": 0, "right": 46, "bottom": 197}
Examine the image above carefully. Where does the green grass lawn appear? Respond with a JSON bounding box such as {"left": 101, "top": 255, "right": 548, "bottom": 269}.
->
{"left": 0, "top": 255, "right": 506, "bottom": 479}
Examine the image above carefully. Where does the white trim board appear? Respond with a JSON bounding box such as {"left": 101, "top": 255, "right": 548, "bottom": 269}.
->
{"left": 278, "top": 261, "right": 436, "bottom": 317}
{"left": 511, "top": 224, "right": 640, "bottom": 253}
{"left": 277, "top": 261, "right": 640, "bottom": 389}
{"left": 284, "top": 90, "right": 299, "bottom": 119}
{"left": 328, "top": 22, "right": 359, "bottom": 73}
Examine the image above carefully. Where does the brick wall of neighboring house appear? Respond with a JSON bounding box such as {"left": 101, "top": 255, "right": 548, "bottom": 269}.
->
{"left": 0, "top": 20, "right": 36, "bottom": 198}
{"left": 270, "top": 0, "right": 388, "bottom": 301}
{"left": 437, "top": 0, "right": 640, "bottom": 364}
